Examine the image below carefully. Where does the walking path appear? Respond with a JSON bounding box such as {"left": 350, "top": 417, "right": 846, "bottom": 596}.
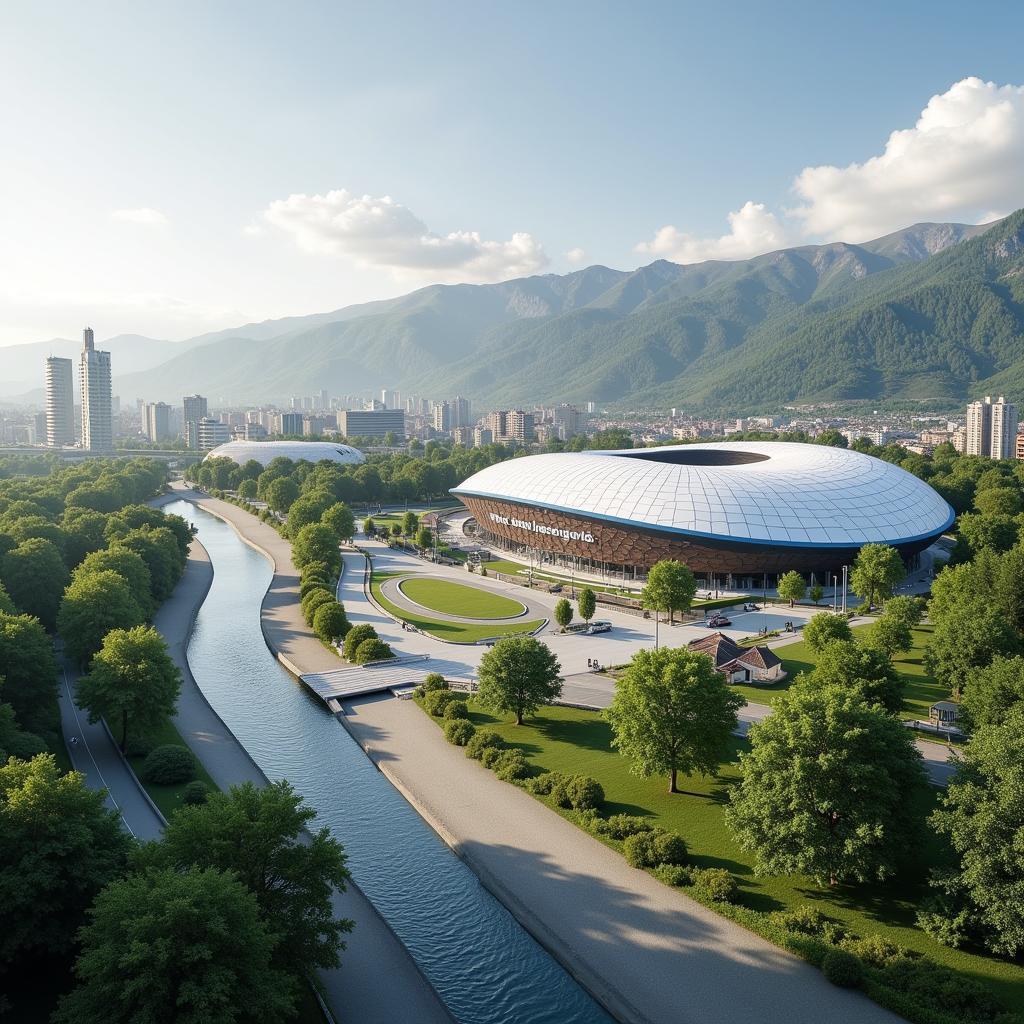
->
{"left": 149, "top": 489, "right": 452, "bottom": 1024}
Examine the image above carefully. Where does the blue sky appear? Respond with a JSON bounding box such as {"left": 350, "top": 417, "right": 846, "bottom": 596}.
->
{"left": 2, "top": 0, "right": 1024, "bottom": 345}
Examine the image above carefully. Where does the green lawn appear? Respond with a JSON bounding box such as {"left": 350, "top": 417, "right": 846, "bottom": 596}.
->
{"left": 727, "top": 624, "right": 949, "bottom": 716}
{"left": 400, "top": 577, "right": 527, "bottom": 619}
{"left": 438, "top": 701, "right": 1024, "bottom": 1012}
{"left": 126, "top": 718, "right": 219, "bottom": 821}
{"left": 481, "top": 559, "right": 641, "bottom": 596}
{"left": 371, "top": 572, "right": 545, "bottom": 643}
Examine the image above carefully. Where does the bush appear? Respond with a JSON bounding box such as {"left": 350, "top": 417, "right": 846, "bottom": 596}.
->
{"left": 353, "top": 638, "right": 393, "bottom": 664}
{"left": 565, "top": 774, "right": 604, "bottom": 811}
{"left": 343, "top": 623, "right": 377, "bottom": 660}
{"left": 840, "top": 934, "right": 910, "bottom": 968}
{"left": 182, "top": 780, "right": 210, "bottom": 805}
{"left": 492, "top": 748, "right": 530, "bottom": 782}
{"left": 876, "top": 958, "right": 1004, "bottom": 1020}
{"left": 425, "top": 689, "right": 461, "bottom": 716}
{"left": 691, "top": 868, "right": 738, "bottom": 903}
{"left": 652, "top": 831, "right": 688, "bottom": 867}
{"left": 771, "top": 905, "right": 831, "bottom": 937}
{"left": 653, "top": 863, "right": 694, "bottom": 887}
{"left": 623, "top": 830, "right": 661, "bottom": 868}
{"left": 916, "top": 906, "right": 971, "bottom": 949}
{"left": 299, "top": 577, "right": 331, "bottom": 599}
{"left": 443, "top": 719, "right": 475, "bottom": 746}
{"left": 465, "top": 729, "right": 504, "bottom": 761}
{"left": 301, "top": 587, "right": 334, "bottom": 626}
{"left": 480, "top": 745, "right": 505, "bottom": 769}
{"left": 821, "top": 949, "right": 864, "bottom": 989}
{"left": 604, "top": 814, "right": 654, "bottom": 840}
{"left": 549, "top": 773, "right": 574, "bottom": 808}
{"left": 416, "top": 672, "right": 448, "bottom": 697}
{"left": 313, "top": 601, "right": 349, "bottom": 643}
{"left": 141, "top": 744, "right": 197, "bottom": 785}
{"left": 442, "top": 700, "right": 469, "bottom": 721}
{"left": 526, "top": 770, "right": 565, "bottom": 796}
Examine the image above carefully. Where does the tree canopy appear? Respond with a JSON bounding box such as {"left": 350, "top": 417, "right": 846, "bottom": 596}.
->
{"left": 802, "top": 612, "right": 853, "bottom": 653}
{"left": 849, "top": 543, "right": 905, "bottom": 609}
{"left": 58, "top": 569, "right": 146, "bottom": 668}
{"left": 477, "top": 636, "right": 562, "bottom": 725}
{"left": 776, "top": 570, "right": 806, "bottom": 607}
{"left": 578, "top": 587, "right": 596, "bottom": 623}
{"left": 642, "top": 559, "right": 697, "bottom": 625}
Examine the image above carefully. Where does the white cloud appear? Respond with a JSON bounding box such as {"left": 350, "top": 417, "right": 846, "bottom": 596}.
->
{"left": 790, "top": 77, "right": 1024, "bottom": 240}
{"left": 635, "top": 201, "right": 789, "bottom": 264}
{"left": 565, "top": 247, "right": 586, "bottom": 265}
{"left": 112, "top": 207, "right": 169, "bottom": 227}
{"left": 259, "top": 189, "right": 548, "bottom": 282}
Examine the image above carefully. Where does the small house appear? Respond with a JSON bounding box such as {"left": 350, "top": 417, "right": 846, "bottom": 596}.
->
{"left": 688, "top": 632, "right": 785, "bottom": 684}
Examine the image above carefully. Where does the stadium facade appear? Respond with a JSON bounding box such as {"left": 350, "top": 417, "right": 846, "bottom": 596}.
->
{"left": 452, "top": 442, "right": 954, "bottom": 585}
{"left": 203, "top": 439, "right": 366, "bottom": 468}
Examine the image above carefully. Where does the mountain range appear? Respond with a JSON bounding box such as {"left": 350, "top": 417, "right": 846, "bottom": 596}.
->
{"left": 4, "top": 212, "right": 1023, "bottom": 414}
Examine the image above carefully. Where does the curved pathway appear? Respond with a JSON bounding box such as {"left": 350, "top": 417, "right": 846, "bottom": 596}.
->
{"left": 380, "top": 573, "right": 547, "bottom": 625}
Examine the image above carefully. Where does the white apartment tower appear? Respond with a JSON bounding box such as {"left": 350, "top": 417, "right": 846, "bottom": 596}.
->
{"left": 79, "top": 328, "right": 113, "bottom": 452}
{"left": 965, "top": 395, "right": 1019, "bottom": 460}
{"left": 965, "top": 397, "right": 993, "bottom": 457}
{"left": 991, "top": 396, "right": 1019, "bottom": 461}
{"left": 44, "top": 355, "right": 74, "bottom": 447}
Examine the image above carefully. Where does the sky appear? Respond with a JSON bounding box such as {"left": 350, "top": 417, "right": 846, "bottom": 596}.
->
{"left": 2, "top": 0, "right": 1024, "bottom": 347}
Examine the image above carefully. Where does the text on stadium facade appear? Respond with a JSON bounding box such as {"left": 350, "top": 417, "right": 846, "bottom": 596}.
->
{"left": 488, "top": 511, "right": 595, "bottom": 544}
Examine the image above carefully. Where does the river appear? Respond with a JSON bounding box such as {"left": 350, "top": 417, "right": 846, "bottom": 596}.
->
{"left": 165, "top": 500, "right": 613, "bottom": 1024}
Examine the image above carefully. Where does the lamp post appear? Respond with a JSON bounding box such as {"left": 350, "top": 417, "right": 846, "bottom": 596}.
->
{"left": 842, "top": 564, "right": 849, "bottom": 615}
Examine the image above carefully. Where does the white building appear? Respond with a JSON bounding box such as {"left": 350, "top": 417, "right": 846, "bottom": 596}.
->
{"left": 991, "top": 396, "right": 1018, "bottom": 461}
{"left": 965, "top": 395, "right": 1018, "bottom": 459}
{"left": 143, "top": 401, "right": 172, "bottom": 443}
{"left": 196, "top": 417, "right": 231, "bottom": 451}
{"left": 45, "top": 355, "right": 74, "bottom": 447}
{"left": 79, "top": 328, "right": 112, "bottom": 452}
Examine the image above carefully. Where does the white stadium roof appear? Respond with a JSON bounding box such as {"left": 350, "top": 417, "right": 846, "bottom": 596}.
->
{"left": 204, "top": 440, "right": 366, "bottom": 468}
{"left": 453, "top": 442, "right": 954, "bottom": 548}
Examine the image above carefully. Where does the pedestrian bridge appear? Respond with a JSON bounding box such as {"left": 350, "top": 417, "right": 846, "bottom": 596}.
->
{"left": 300, "top": 655, "right": 475, "bottom": 705}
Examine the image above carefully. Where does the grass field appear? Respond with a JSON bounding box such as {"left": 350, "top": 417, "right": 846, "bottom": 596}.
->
{"left": 126, "top": 718, "right": 219, "bottom": 820}
{"left": 726, "top": 623, "right": 949, "bottom": 716}
{"left": 437, "top": 700, "right": 1024, "bottom": 1011}
{"left": 371, "top": 572, "right": 545, "bottom": 643}
{"left": 399, "top": 577, "right": 528, "bottom": 619}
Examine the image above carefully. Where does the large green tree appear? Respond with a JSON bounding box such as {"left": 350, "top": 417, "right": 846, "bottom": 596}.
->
{"left": 0, "top": 754, "right": 130, "bottom": 970}
{"left": 55, "top": 867, "right": 295, "bottom": 1024}
{"left": 776, "top": 570, "right": 806, "bottom": 607}
{"left": 0, "top": 537, "right": 68, "bottom": 628}
{"left": 142, "top": 780, "right": 352, "bottom": 977}
{"left": 805, "top": 639, "right": 903, "bottom": 713}
{"left": 642, "top": 559, "right": 697, "bottom": 626}
{"left": 554, "top": 598, "right": 573, "bottom": 631}
{"left": 77, "top": 626, "right": 181, "bottom": 751}
{"left": 58, "top": 569, "right": 146, "bottom": 669}
{"left": 477, "top": 636, "right": 562, "bottom": 725}
{"left": 960, "top": 656, "right": 1024, "bottom": 730}
{"left": 606, "top": 646, "right": 743, "bottom": 793}
{"left": 924, "top": 604, "right": 1020, "bottom": 698}
{"left": 578, "top": 586, "right": 596, "bottom": 624}
{"left": 725, "top": 682, "right": 926, "bottom": 886}
{"left": 265, "top": 476, "right": 299, "bottom": 514}
{"left": 849, "top": 543, "right": 905, "bottom": 609}
{"left": 928, "top": 706, "right": 1024, "bottom": 956}
{"left": 115, "top": 526, "right": 183, "bottom": 602}
{"left": 73, "top": 546, "right": 154, "bottom": 617}
{"left": 292, "top": 522, "right": 340, "bottom": 574}
{"left": 802, "top": 612, "right": 853, "bottom": 653}
{"left": 322, "top": 502, "right": 355, "bottom": 542}
{"left": 0, "top": 612, "right": 58, "bottom": 736}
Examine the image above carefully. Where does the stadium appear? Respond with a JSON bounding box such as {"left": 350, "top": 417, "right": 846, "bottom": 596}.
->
{"left": 451, "top": 442, "right": 954, "bottom": 586}
{"left": 203, "top": 439, "right": 366, "bottom": 468}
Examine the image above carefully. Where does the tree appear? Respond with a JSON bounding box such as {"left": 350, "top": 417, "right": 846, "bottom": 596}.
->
{"left": 554, "top": 598, "right": 573, "bottom": 632}
{"left": 959, "top": 656, "right": 1024, "bottom": 730}
{"left": 144, "top": 780, "right": 352, "bottom": 977}
{"left": 55, "top": 867, "right": 295, "bottom": 1024}
{"left": 809, "top": 583, "right": 824, "bottom": 606}
{"left": 806, "top": 639, "right": 903, "bottom": 713}
{"left": 0, "top": 755, "right": 130, "bottom": 969}
{"left": 402, "top": 510, "right": 419, "bottom": 537}
{"left": 238, "top": 478, "right": 258, "bottom": 500}
{"left": 284, "top": 490, "right": 334, "bottom": 537}
{"left": 58, "top": 569, "right": 146, "bottom": 668}
{"left": 642, "top": 559, "right": 697, "bottom": 626}
{"left": 362, "top": 516, "right": 375, "bottom": 536}
{"left": 477, "top": 636, "right": 562, "bottom": 725}
{"left": 606, "top": 646, "right": 742, "bottom": 793}
{"left": 928, "top": 706, "right": 1024, "bottom": 955}
{"left": 77, "top": 626, "right": 181, "bottom": 751}
{"left": 342, "top": 623, "right": 377, "bottom": 661}
{"left": 777, "top": 570, "right": 806, "bottom": 607}
{"left": 322, "top": 502, "right": 355, "bottom": 542}
{"left": 588, "top": 428, "right": 633, "bottom": 450}
{"left": 313, "top": 601, "right": 349, "bottom": 643}
{"left": 116, "top": 526, "right": 183, "bottom": 602}
{"left": 0, "top": 612, "right": 58, "bottom": 735}
{"left": 802, "top": 612, "right": 853, "bottom": 653}
{"left": 578, "top": 586, "right": 597, "bottom": 624}
{"left": 725, "top": 682, "right": 926, "bottom": 886}
{"left": 957, "top": 512, "right": 1018, "bottom": 556}
{"left": 292, "top": 523, "right": 340, "bottom": 573}
{"left": 73, "top": 546, "right": 154, "bottom": 617}
{"left": 925, "top": 605, "right": 1020, "bottom": 698}
{"left": 416, "top": 525, "right": 433, "bottom": 550}
{"left": 0, "top": 537, "right": 68, "bottom": 627}
{"left": 869, "top": 615, "right": 913, "bottom": 658}
{"left": 882, "top": 594, "right": 925, "bottom": 630}
{"left": 849, "top": 543, "right": 905, "bottom": 609}
{"left": 265, "top": 476, "right": 299, "bottom": 514}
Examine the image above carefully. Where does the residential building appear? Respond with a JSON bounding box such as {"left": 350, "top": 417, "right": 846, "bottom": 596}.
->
{"left": 991, "top": 396, "right": 1018, "bottom": 460}
{"left": 687, "top": 633, "right": 785, "bottom": 684}
{"left": 452, "top": 426, "right": 474, "bottom": 446}
{"left": 337, "top": 408, "right": 405, "bottom": 439}
{"left": 143, "top": 401, "right": 172, "bottom": 442}
{"left": 432, "top": 402, "right": 451, "bottom": 433}
{"left": 965, "top": 395, "right": 1018, "bottom": 459}
{"left": 507, "top": 410, "right": 534, "bottom": 442}
{"left": 79, "top": 327, "right": 112, "bottom": 452}
{"left": 965, "top": 396, "right": 993, "bottom": 457}
{"left": 44, "top": 355, "right": 74, "bottom": 447}
{"left": 473, "top": 427, "right": 493, "bottom": 447}
{"left": 1015, "top": 434, "right": 1024, "bottom": 461}
{"left": 281, "top": 412, "right": 304, "bottom": 435}
{"left": 450, "top": 395, "right": 471, "bottom": 428}
{"left": 183, "top": 395, "right": 208, "bottom": 450}
{"left": 196, "top": 417, "right": 231, "bottom": 450}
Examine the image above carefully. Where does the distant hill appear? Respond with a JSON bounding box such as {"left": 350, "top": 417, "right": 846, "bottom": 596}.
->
{"left": 100, "top": 215, "right": 1023, "bottom": 412}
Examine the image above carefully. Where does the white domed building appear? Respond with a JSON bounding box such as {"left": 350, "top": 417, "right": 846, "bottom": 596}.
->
{"left": 203, "top": 440, "right": 366, "bottom": 468}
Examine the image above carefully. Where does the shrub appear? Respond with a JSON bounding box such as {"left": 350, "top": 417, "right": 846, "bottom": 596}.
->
{"left": 480, "top": 745, "right": 505, "bottom": 769}
{"left": 691, "top": 868, "right": 738, "bottom": 903}
{"left": 652, "top": 831, "right": 688, "bottom": 867}
{"left": 353, "top": 638, "right": 393, "bottom": 664}
{"left": 301, "top": 587, "right": 334, "bottom": 626}
{"left": 492, "top": 748, "right": 530, "bottom": 782}
{"left": 300, "top": 577, "right": 331, "bottom": 599}
{"left": 141, "top": 744, "right": 197, "bottom": 785}
{"left": 442, "top": 700, "right": 469, "bottom": 720}
{"left": 604, "top": 814, "right": 654, "bottom": 840}
{"left": 916, "top": 906, "right": 971, "bottom": 949}
{"left": 549, "top": 773, "right": 574, "bottom": 808}
{"left": 465, "top": 729, "right": 504, "bottom": 761}
{"left": 653, "top": 863, "right": 693, "bottom": 887}
{"left": 343, "top": 623, "right": 378, "bottom": 660}
{"left": 876, "top": 958, "right": 1003, "bottom": 1020}
{"left": 840, "top": 934, "right": 910, "bottom": 968}
{"left": 182, "top": 780, "right": 210, "bottom": 805}
{"left": 821, "top": 949, "right": 864, "bottom": 988}
{"left": 443, "top": 719, "right": 475, "bottom": 746}
{"left": 422, "top": 672, "right": 447, "bottom": 692}
{"left": 565, "top": 775, "right": 604, "bottom": 811}
{"left": 623, "top": 830, "right": 661, "bottom": 868}
{"left": 425, "top": 689, "right": 461, "bottom": 716}
{"left": 771, "top": 905, "right": 831, "bottom": 937}
{"left": 300, "top": 560, "right": 332, "bottom": 584}
{"left": 526, "top": 770, "right": 565, "bottom": 796}
{"left": 313, "top": 601, "right": 349, "bottom": 643}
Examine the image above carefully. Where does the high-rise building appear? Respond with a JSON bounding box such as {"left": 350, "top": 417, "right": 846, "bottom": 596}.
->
{"left": 143, "top": 401, "right": 172, "bottom": 443}
{"left": 451, "top": 395, "right": 471, "bottom": 428}
{"left": 432, "top": 402, "right": 451, "bottom": 433}
{"left": 473, "top": 427, "right": 493, "bottom": 448}
{"left": 79, "top": 327, "right": 112, "bottom": 452}
{"left": 183, "top": 395, "right": 208, "bottom": 450}
{"left": 44, "top": 355, "right": 74, "bottom": 447}
{"left": 281, "top": 412, "right": 304, "bottom": 435}
{"left": 196, "top": 417, "right": 231, "bottom": 450}
{"left": 507, "top": 409, "right": 534, "bottom": 442}
{"left": 337, "top": 409, "right": 405, "bottom": 439}
{"left": 381, "top": 388, "right": 401, "bottom": 409}
{"left": 991, "top": 396, "right": 1019, "bottom": 461}
{"left": 965, "top": 397, "right": 993, "bottom": 457}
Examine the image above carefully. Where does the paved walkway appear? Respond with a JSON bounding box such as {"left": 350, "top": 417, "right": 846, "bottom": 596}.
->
{"left": 150, "top": 489, "right": 452, "bottom": 1024}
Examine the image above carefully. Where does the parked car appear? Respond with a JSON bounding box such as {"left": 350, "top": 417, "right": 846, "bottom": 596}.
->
{"left": 706, "top": 613, "right": 732, "bottom": 627}
{"left": 586, "top": 621, "right": 612, "bottom": 634}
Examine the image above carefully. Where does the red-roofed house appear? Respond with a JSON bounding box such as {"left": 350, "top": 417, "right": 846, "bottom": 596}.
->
{"left": 688, "top": 632, "right": 785, "bottom": 685}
